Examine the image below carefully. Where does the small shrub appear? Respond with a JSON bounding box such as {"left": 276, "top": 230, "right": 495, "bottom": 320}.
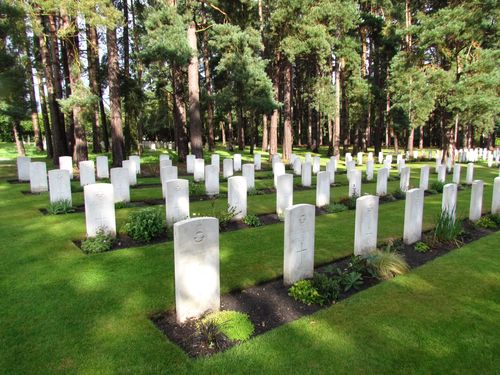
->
{"left": 414, "top": 241, "right": 430, "bottom": 253}
{"left": 364, "top": 250, "right": 409, "bottom": 280}
{"left": 434, "top": 210, "right": 463, "bottom": 242}
{"left": 248, "top": 188, "right": 264, "bottom": 196}
{"left": 430, "top": 181, "right": 445, "bottom": 193}
{"left": 383, "top": 239, "right": 405, "bottom": 253}
{"left": 115, "top": 201, "right": 130, "bottom": 209}
{"left": 475, "top": 216, "right": 497, "bottom": 229}
{"left": 380, "top": 194, "right": 396, "bottom": 202}
{"left": 47, "top": 200, "right": 75, "bottom": 215}
{"left": 81, "top": 229, "right": 114, "bottom": 254}
{"left": 243, "top": 214, "right": 262, "bottom": 227}
{"left": 324, "top": 203, "right": 348, "bottom": 213}
{"left": 288, "top": 280, "right": 323, "bottom": 305}
{"left": 312, "top": 273, "right": 342, "bottom": 304}
{"left": 201, "top": 311, "right": 254, "bottom": 342}
{"left": 211, "top": 202, "right": 239, "bottom": 230}
{"left": 488, "top": 214, "right": 500, "bottom": 226}
{"left": 196, "top": 318, "right": 226, "bottom": 349}
{"left": 346, "top": 255, "right": 368, "bottom": 275}
{"left": 123, "top": 207, "right": 165, "bottom": 242}
{"left": 392, "top": 188, "right": 406, "bottom": 200}
{"left": 189, "top": 180, "right": 205, "bottom": 196}
{"left": 338, "top": 271, "right": 364, "bottom": 291}
{"left": 427, "top": 189, "right": 439, "bottom": 195}
{"left": 339, "top": 195, "right": 357, "bottom": 210}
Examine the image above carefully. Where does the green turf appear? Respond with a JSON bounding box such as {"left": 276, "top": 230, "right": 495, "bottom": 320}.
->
{"left": 0, "top": 142, "right": 498, "bottom": 374}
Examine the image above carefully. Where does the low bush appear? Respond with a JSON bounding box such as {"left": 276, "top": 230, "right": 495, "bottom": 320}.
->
{"left": 196, "top": 318, "right": 226, "bottom": 349}
{"left": 338, "top": 271, "right": 364, "bottom": 291}
{"left": 288, "top": 280, "right": 323, "bottom": 305}
{"left": 248, "top": 188, "right": 264, "bottom": 196}
{"left": 475, "top": 216, "right": 497, "bottom": 229}
{"left": 189, "top": 181, "right": 205, "bottom": 196}
{"left": 115, "top": 201, "right": 130, "bottom": 209}
{"left": 324, "top": 203, "right": 348, "bottom": 213}
{"left": 81, "top": 229, "right": 114, "bottom": 254}
{"left": 426, "top": 189, "right": 439, "bottom": 195}
{"left": 339, "top": 195, "right": 357, "bottom": 210}
{"left": 47, "top": 200, "right": 75, "bottom": 215}
{"left": 488, "top": 214, "right": 500, "bottom": 226}
{"left": 312, "top": 273, "right": 341, "bottom": 304}
{"left": 392, "top": 188, "right": 406, "bottom": 200}
{"left": 210, "top": 202, "right": 239, "bottom": 230}
{"left": 243, "top": 214, "right": 262, "bottom": 227}
{"left": 430, "top": 181, "right": 445, "bottom": 193}
{"left": 414, "top": 241, "right": 430, "bottom": 253}
{"left": 123, "top": 208, "right": 165, "bottom": 242}
{"left": 434, "top": 210, "right": 463, "bottom": 242}
{"left": 364, "top": 250, "right": 409, "bottom": 280}
{"left": 200, "top": 311, "right": 254, "bottom": 342}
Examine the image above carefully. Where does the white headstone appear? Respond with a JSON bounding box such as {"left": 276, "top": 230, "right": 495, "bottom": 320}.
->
{"left": 211, "top": 154, "right": 220, "bottom": 172}
{"left": 194, "top": 158, "right": 205, "bottom": 182}
{"left": 59, "top": 156, "right": 73, "bottom": 179}
{"left": 419, "top": 165, "right": 430, "bottom": 190}
{"left": 186, "top": 155, "right": 195, "bottom": 174}
{"left": 403, "top": 188, "right": 424, "bottom": 244}
{"left": 122, "top": 160, "right": 137, "bottom": 186}
{"left": 316, "top": 171, "right": 330, "bottom": 208}
{"left": 79, "top": 161, "right": 95, "bottom": 187}
{"left": 466, "top": 163, "right": 474, "bottom": 185}
{"left": 400, "top": 166, "right": 410, "bottom": 192}
{"left": 110, "top": 167, "right": 130, "bottom": 203}
{"left": 293, "top": 158, "right": 302, "bottom": 175}
{"left": 48, "top": 169, "right": 71, "bottom": 204}
{"left": 346, "top": 160, "right": 356, "bottom": 173}
{"left": 469, "top": 180, "right": 483, "bottom": 222}
{"left": 242, "top": 164, "right": 255, "bottom": 190}
{"left": 354, "top": 195, "right": 379, "bottom": 256}
{"left": 357, "top": 152, "right": 363, "bottom": 166}
{"left": 376, "top": 167, "right": 389, "bottom": 196}
{"left": 301, "top": 162, "right": 312, "bottom": 187}
{"left": 129, "top": 155, "right": 141, "bottom": 174}
{"left": 96, "top": 156, "right": 109, "bottom": 179}
{"left": 223, "top": 159, "right": 234, "bottom": 178}
{"left": 174, "top": 217, "right": 220, "bottom": 323}
{"left": 273, "top": 162, "right": 286, "bottom": 187}
{"left": 277, "top": 173, "right": 293, "bottom": 216}
{"left": 159, "top": 154, "right": 170, "bottom": 162}
{"left": 161, "top": 166, "right": 178, "bottom": 198}
{"left": 378, "top": 152, "right": 384, "bottom": 164}
{"left": 166, "top": 179, "right": 190, "bottom": 226}
{"left": 233, "top": 154, "right": 242, "bottom": 171}
{"left": 254, "top": 154, "right": 261, "bottom": 170}
{"left": 283, "top": 204, "right": 315, "bottom": 285}
{"left": 349, "top": 170, "right": 362, "bottom": 197}
{"left": 366, "top": 160, "right": 374, "bottom": 181}
{"left": 437, "top": 165, "right": 446, "bottom": 183}
{"left": 442, "top": 183, "right": 458, "bottom": 218}
{"left": 345, "top": 153, "right": 352, "bottom": 162}
{"left": 84, "top": 183, "right": 116, "bottom": 237}
{"left": 312, "top": 156, "right": 321, "bottom": 174}
{"left": 228, "top": 176, "right": 247, "bottom": 220}
{"left": 492, "top": 177, "right": 500, "bottom": 214}
{"left": 452, "top": 164, "right": 461, "bottom": 185}
{"left": 205, "top": 165, "right": 219, "bottom": 196}
{"left": 305, "top": 153, "right": 312, "bottom": 163}
{"left": 326, "top": 160, "right": 336, "bottom": 183}
{"left": 17, "top": 156, "right": 31, "bottom": 181}
{"left": 160, "top": 159, "right": 173, "bottom": 172}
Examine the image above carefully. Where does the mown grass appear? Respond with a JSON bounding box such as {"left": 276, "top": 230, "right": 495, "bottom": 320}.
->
{"left": 0, "top": 142, "right": 498, "bottom": 374}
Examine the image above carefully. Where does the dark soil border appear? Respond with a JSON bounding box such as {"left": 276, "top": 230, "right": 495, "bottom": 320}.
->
{"left": 151, "top": 218, "right": 499, "bottom": 358}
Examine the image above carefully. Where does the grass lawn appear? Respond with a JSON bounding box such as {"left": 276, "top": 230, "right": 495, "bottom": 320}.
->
{"left": 0, "top": 142, "right": 498, "bottom": 374}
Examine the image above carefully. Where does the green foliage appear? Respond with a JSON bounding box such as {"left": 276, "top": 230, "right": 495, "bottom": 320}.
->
{"left": 474, "top": 216, "right": 497, "bottom": 230}
{"left": 488, "top": 214, "right": 500, "bottom": 226}
{"left": 431, "top": 181, "right": 445, "bottom": 193}
{"left": 364, "top": 250, "right": 410, "bottom": 280}
{"left": 189, "top": 181, "right": 205, "bottom": 196}
{"left": 339, "top": 196, "right": 357, "bottom": 210}
{"left": 312, "top": 273, "right": 341, "bottom": 305}
{"left": 392, "top": 188, "right": 406, "bottom": 200}
{"left": 434, "top": 211, "right": 463, "bottom": 242}
{"left": 115, "top": 202, "right": 130, "bottom": 209}
{"left": 243, "top": 214, "right": 261, "bottom": 227}
{"left": 324, "top": 203, "right": 348, "bottom": 213}
{"left": 123, "top": 208, "right": 165, "bottom": 243}
{"left": 47, "top": 200, "right": 75, "bottom": 215}
{"left": 414, "top": 242, "right": 430, "bottom": 253}
{"left": 338, "top": 271, "right": 364, "bottom": 291}
{"left": 288, "top": 280, "right": 323, "bottom": 306}
{"left": 248, "top": 188, "right": 264, "bottom": 196}
{"left": 201, "top": 311, "right": 254, "bottom": 342}
{"left": 196, "top": 318, "right": 226, "bottom": 350}
{"left": 209, "top": 202, "right": 239, "bottom": 230}
{"left": 81, "top": 229, "right": 114, "bottom": 254}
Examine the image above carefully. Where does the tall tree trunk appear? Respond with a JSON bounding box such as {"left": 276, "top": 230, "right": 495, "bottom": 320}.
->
{"left": 187, "top": 21, "right": 203, "bottom": 157}
{"left": 202, "top": 5, "right": 215, "bottom": 151}
{"left": 86, "top": 24, "right": 102, "bottom": 153}
{"left": 282, "top": 60, "right": 293, "bottom": 161}
{"left": 37, "top": 76, "right": 53, "bottom": 157}
{"left": 269, "top": 56, "right": 280, "bottom": 159}
{"left": 60, "top": 40, "right": 75, "bottom": 154}
{"left": 131, "top": 0, "right": 144, "bottom": 154}
{"left": 107, "top": 27, "right": 125, "bottom": 167}
{"left": 419, "top": 127, "right": 424, "bottom": 149}
{"left": 262, "top": 114, "right": 269, "bottom": 151}
{"left": 172, "top": 65, "right": 189, "bottom": 161}
{"left": 61, "top": 13, "right": 88, "bottom": 163}
{"left": 221, "top": 121, "right": 226, "bottom": 146}
{"left": 123, "top": 0, "right": 132, "bottom": 154}
{"left": 227, "top": 111, "right": 234, "bottom": 151}
{"left": 333, "top": 58, "right": 342, "bottom": 156}
{"left": 13, "top": 121, "right": 26, "bottom": 156}
{"left": 237, "top": 107, "right": 245, "bottom": 150}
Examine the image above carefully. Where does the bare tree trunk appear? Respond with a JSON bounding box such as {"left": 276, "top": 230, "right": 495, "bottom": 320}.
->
{"left": 131, "top": 0, "right": 144, "bottom": 154}
{"left": 202, "top": 6, "right": 215, "bottom": 151}
{"left": 261, "top": 114, "right": 269, "bottom": 151}
{"left": 419, "top": 126, "right": 424, "bottom": 149}
{"left": 227, "top": 111, "right": 234, "bottom": 151}
{"left": 107, "top": 27, "right": 125, "bottom": 167}
{"left": 221, "top": 121, "right": 226, "bottom": 146}
{"left": 172, "top": 65, "right": 189, "bottom": 161}
{"left": 407, "top": 128, "right": 414, "bottom": 155}
{"left": 269, "top": 56, "right": 280, "bottom": 159}
{"left": 37, "top": 77, "right": 53, "bottom": 157}
{"left": 333, "top": 58, "right": 342, "bottom": 156}
{"left": 282, "top": 60, "right": 293, "bottom": 161}
{"left": 60, "top": 40, "right": 75, "bottom": 155}
{"left": 123, "top": 0, "right": 132, "bottom": 154}
{"left": 187, "top": 21, "right": 203, "bottom": 157}
{"left": 86, "top": 24, "right": 102, "bottom": 153}
{"left": 237, "top": 107, "right": 245, "bottom": 150}
{"left": 13, "top": 121, "right": 26, "bottom": 156}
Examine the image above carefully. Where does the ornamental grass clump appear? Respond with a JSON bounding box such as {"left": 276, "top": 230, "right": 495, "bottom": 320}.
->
{"left": 47, "top": 200, "right": 75, "bottom": 215}
{"left": 363, "top": 250, "right": 409, "bottom": 280}
{"left": 434, "top": 210, "right": 463, "bottom": 242}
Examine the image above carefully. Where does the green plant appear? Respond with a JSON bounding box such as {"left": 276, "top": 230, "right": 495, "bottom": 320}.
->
{"left": 427, "top": 189, "right": 439, "bottom": 195}
{"left": 248, "top": 188, "right": 264, "bottom": 196}
{"left": 364, "top": 250, "right": 410, "bottom": 280}
{"left": 324, "top": 203, "right": 348, "bottom": 213}
{"left": 123, "top": 208, "right": 165, "bottom": 242}
{"left": 488, "top": 213, "right": 500, "bottom": 226}
{"left": 288, "top": 280, "right": 323, "bottom": 306}
{"left": 414, "top": 241, "right": 430, "bottom": 253}
{"left": 115, "top": 201, "right": 130, "bottom": 209}
{"left": 312, "top": 273, "right": 342, "bottom": 304}
{"left": 475, "top": 216, "right": 497, "bottom": 229}
{"left": 47, "top": 200, "right": 75, "bottom": 215}
{"left": 339, "top": 195, "right": 357, "bottom": 210}
{"left": 243, "top": 214, "right": 262, "bottom": 227}
{"left": 434, "top": 211, "right": 463, "bottom": 242}
{"left": 392, "top": 188, "right": 406, "bottom": 200}
{"left": 338, "top": 271, "right": 364, "bottom": 291}
{"left": 210, "top": 201, "right": 239, "bottom": 230}
{"left": 196, "top": 318, "right": 227, "bottom": 349}
{"left": 201, "top": 311, "right": 254, "bottom": 342}
{"left": 81, "top": 229, "right": 114, "bottom": 254}
{"left": 189, "top": 180, "right": 205, "bottom": 196}
{"left": 430, "top": 181, "right": 445, "bottom": 193}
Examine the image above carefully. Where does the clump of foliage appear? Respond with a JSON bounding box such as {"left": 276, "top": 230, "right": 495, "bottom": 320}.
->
{"left": 243, "top": 214, "right": 261, "bottom": 227}
{"left": 488, "top": 214, "right": 500, "bottom": 226}
{"left": 189, "top": 181, "right": 205, "bottom": 196}
{"left": 47, "top": 200, "right": 75, "bottom": 215}
{"left": 123, "top": 208, "right": 165, "bottom": 242}
{"left": 200, "top": 311, "right": 254, "bottom": 342}
{"left": 81, "top": 229, "right": 114, "bottom": 254}
{"left": 115, "top": 201, "right": 130, "bottom": 209}
{"left": 339, "top": 195, "right": 357, "bottom": 209}
{"left": 210, "top": 201, "right": 239, "bottom": 230}
{"left": 392, "top": 188, "right": 406, "bottom": 200}
{"left": 380, "top": 194, "right": 396, "bottom": 202}
{"left": 426, "top": 189, "right": 439, "bottom": 195}
{"left": 474, "top": 216, "right": 497, "bottom": 229}
{"left": 430, "top": 181, "right": 445, "bottom": 193}
{"left": 196, "top": 318, "right": 227, "bottom": 349}
{"left": 311, "top": 273, "right": 341, "bottom": 305}
{"left": 434, "top": 211, "right": 463, "bottom": 242}
{"left": 364, "top": 250, "right": 410, "bottom": 280}
{"left": 324, "top": 203, "right": 348, "bottom": 213}
{"left": 414, "top": 241, "right": 430, "bottom": 253}
{"left": 248, "top": 188, "right": 264, "bottom": 196}
{"left": 288, "top": 280, "right": 323, "bottom": 305}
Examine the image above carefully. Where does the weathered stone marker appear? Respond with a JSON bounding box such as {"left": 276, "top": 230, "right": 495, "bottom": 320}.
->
{"left": 326, "top": 160, "right": 336, "bottom": 184}
{"left": 400, "top": 166, "right": 410, "bottom": 192}
{"left": 228, "top": 176, "right": 247, "bottom": 220}
{"left": 242, "top": 163, "right": 255, "bottom": 190}
{"left": 442, "top": 183, "right": 458, "bottom": 218}
{"left": 301, "top": 162, "right": 312, "bottom": 187}
{"left": 96, "top": 156, "right": 109, "bottom": 179}
{"left": 30, "top": 162, "right": 48, "bottom": 193}
{"left": 84, "top": 183, "right": 116, "bottom": 237}
{"left": 17, "top": 156, "right": 31, "bottom": 182}
{"left": 110, "top": 167, "right": 130, "bottom": 203}
{"left": 452, "top": 164, "right": 461, "bottom": 185}
{"left": 437, "top": 165, "right": 446, "bottom": 183}
{"left": 354, "top": 195, "right": 379, "bottom": 256}
{"left": 59, "top": 156, "right": 73, "bottom": 179}
{"left": 211, "top": 154, "right": 220, "bottom": 172}
{"left": 419, "top": 165, "right": 430, "bottom": 190}
{"left": 129, "top": 155, "right": 141, "bottom": 174}
{"left": 466, "top": 163, "right": 474, "bottom": 185}
{"left": 366, "top": 160, "right": 374, "bottom": 181}
{"left": 79, "top": 161, "right": 95, "bottom": 187}
{"left": 161, "top": 166, "right": 178, "bottom": 198}
{"left": 376, "top": 167, "right": 388, "bottom": 196}
{"left": 223, "top": 158, "right": 234, "bottom": 178}
{"left": 312, "top": 156, "right": 321, "bottom": 174}
{"left": 233, "top": 154, "right": 242, "bottom": 171}
{"left": 277, "top": 173, "right": 293, "bottom": 216}
{"left": 174, "top": 217, "right": 220, "bottom": 323}
{"left": 254, "top": 154, "right": 261, "bottom": 170}
{"left": 165, "top": 179, "right": 190, "bottom": 226}
{"left": 469, "top": 180, "right": 484, "bottom": 222}
{"left": 273, "top": 162, "right": 285, "bottom": 187}
{"left": 186, "top": 155, "right": 195, "bottom": 174}
{"left": 404, "top": 188, "right": 424, "bottom": 244}
{"left": 122, "top": 160, "right": 137, "bottom": 186}
{"left": 205, "top": 165, "right": 219, "bottom": 196}
{"left": 293, "top": 158, "right": 302, "bottom": 176}
{"left": 349, "top": 169, "right": 362, "bottom": 197}
{"left": 492, "top": 177, "right": 500, "bottom": 214}
{"left": 48, "top": 169, "right": 71, "bottom": 204}
{"left": 316, "top": 171, "right": 330, "bottom": 208}
{"left": 194, "top": 158, "right": 205, "bottom": 182}
{"left": 283, "top": 204, "right": 315, "bottom": 286}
